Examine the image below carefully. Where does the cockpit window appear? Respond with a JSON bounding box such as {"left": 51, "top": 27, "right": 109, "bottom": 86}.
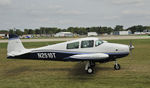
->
{"left": 81, "top": 40, "right": 94, "bottom": 48}
{"left": 95, "top": 40, "right": 103, "bottom": 47}
{"left": 67, "top": 42, "right": 79, "bottom": 49}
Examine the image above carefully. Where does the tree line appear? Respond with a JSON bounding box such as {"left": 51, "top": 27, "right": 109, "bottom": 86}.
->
{"left": 0, "top": 25, "right": 150, "bottom": 36}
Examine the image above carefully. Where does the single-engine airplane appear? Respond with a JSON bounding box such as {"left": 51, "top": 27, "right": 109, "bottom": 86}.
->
{"left": 7, "top": 34, "right": 134, "bottom": 74}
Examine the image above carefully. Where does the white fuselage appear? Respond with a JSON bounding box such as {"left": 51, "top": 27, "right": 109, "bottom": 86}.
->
{"left": 34, "top": 37, "right": 130, "bottom": 54}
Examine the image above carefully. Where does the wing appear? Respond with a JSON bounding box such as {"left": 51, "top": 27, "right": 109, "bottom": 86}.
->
{"left": 66, "top": 53, "right": 109, "bottom": 60}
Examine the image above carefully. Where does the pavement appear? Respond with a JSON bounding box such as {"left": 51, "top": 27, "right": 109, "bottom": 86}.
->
{"left": 0, "top": 35, "right": 150, "bottom": 43}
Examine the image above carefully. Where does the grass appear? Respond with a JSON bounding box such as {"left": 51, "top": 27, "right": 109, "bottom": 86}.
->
{"left": 0, "top": 39, "right": 150, "bottom": 88}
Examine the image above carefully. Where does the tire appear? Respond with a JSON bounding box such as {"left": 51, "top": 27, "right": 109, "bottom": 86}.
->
{"left": 87, "top": 67, "right": 94, "bottom": 74}
{"left": 114, "top": 64, "right": 121, "bottom": 70}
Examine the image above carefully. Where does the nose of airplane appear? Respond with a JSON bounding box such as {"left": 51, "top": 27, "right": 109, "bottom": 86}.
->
{"left": 119, "top": 44, "right": 130, "bottom": 53}
{"left": 110, "top": 43, "right": 130, "bottom": 53}
{"left": 103, "top": 43, "right": 131, "bottom": 54}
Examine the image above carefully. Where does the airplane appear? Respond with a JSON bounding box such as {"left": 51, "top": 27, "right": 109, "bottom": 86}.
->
{"left": 7, "top": 34, "right": 134, "bottom": 74}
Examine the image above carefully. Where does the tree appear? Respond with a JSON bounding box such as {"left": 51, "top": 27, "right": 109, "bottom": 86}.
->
{"left": 15, "top": 29, "right": 23, "bottom": 35}
{"left": 9, "top": 29, "right": 15, "bottom": 34}
{"left": 35, "top": 29, "right": 41, "bottom": 34}
{"left": 114, "top": 25, "right": 124, "bottom": 31}
{"left": 145, "top": 26, "right": 150, "bottom": 32}
{"left": 0, "top": 30, "right": 8, "bottom": 34}
{"left": 67, "top": 27, "right": 75, "bottom": 33}
{"left": 105, "top": 27, "right": 113, "bottom": 34}
{"left": 28, "top": 29, "right": 34, "bottom": 34}
{"left": 24, "top": 29, "right": 29, "bottom": 34}
{"left": 127, "top": 25, "right": 146, "bottom": 34}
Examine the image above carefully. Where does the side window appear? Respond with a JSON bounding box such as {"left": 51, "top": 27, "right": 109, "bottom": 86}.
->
{"left": 81, "top": 40, "right": 94, "bottom": 48}
{"left": 95, "top": 40, "right": 103, "bottom": 47}
{"left": 67, "top": 42, "right": 79, "bottom": 49}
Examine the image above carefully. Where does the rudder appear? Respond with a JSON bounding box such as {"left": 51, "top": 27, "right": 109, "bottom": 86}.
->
{"left": 7, "top": 34, "right": 25, "bottom": 56}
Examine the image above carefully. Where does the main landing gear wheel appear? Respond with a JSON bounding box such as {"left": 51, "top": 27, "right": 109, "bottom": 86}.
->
{"left": 87, "top": 67, "right": 94, "bottom": 74}
{"left": 85, "top": 61, "right": 95, "bottom": 74}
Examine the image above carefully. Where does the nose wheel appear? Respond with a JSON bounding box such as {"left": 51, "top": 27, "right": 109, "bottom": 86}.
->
{"left": 114, "top": 60, "right": 121, "bottom": 70}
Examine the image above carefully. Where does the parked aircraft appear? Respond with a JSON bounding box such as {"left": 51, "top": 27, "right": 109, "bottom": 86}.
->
{"left": 7, "top": 34, "right": 134, "bottom": 74}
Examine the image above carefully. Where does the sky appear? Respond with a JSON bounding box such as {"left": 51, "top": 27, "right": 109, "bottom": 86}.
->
{"left": 0, "top": 0, "right": 150, "bottom": 30}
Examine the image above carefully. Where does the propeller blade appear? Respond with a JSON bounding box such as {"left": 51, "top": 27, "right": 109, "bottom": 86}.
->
{"left": 129, "top": 40, "right": 134, "bottom": 51}
{"left": 129, "top": 40, "right": 134, "bottom": 59}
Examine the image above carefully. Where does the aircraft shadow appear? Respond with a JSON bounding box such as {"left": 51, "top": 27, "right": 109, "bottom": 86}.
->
{"left": 3, "top": 63, "right": 113, "bottom": 80}
{"left": 67, "top": 63, "right": 113, "bottom": 80}
{"left": 3, "top": 66, "right": 30, "bottom": 77}
{"left": 70, "top": 63, "right": 113, "bottom": 73}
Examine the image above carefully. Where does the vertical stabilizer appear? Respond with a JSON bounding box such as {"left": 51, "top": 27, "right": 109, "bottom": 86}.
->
{"left": 7, "top": 34, "right": 25, "bottom": 56}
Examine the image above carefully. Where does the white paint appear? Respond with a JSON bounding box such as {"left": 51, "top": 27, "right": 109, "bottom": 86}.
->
{"left": 88, "top": 32, "right": 98, "bottom": 36}
{"left": 54, "top": 32, "right": 73, "bottom": 37}
{"left": 119, "top": 31, "right": 129, "bottom": 35}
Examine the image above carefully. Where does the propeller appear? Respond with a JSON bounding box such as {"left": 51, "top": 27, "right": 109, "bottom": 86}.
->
{"left": 129, "top": 40, "right": 134, "bottom": 57}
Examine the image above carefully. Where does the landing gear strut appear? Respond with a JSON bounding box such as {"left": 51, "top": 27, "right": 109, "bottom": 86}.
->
{"left": 85, "top": 61, "right": 95, "bottom": 74}
{"left": 114, "top": 60, "right": 121, "bottom": 70}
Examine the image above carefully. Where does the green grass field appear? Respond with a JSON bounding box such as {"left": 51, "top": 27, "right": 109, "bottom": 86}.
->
{"left": 0, "top": 39, "right": 150, "bottom": 88}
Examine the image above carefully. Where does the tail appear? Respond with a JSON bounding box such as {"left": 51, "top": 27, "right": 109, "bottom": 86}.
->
{"left": 7, "top": 34, "right": 26, "bottom": 57}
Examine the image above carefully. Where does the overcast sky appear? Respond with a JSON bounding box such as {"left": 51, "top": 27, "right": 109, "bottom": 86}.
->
{"left": 0, "top": 0, "right": 150, "bottom": 30}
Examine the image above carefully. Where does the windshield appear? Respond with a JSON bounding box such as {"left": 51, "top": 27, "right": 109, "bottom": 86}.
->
{"left": 95, "top": 40, "right": 103, "bottom": 47}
